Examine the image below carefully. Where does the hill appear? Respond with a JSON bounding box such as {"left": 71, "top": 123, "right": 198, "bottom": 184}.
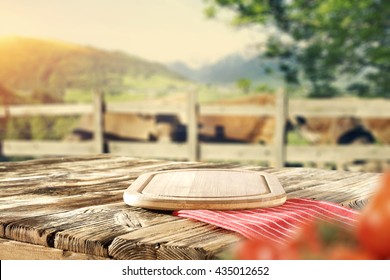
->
{"left": 0, "top": 36, "right": 188, "bottom": 101}
{"left": 168, "top": 53, "right": 283, "bottom": 87}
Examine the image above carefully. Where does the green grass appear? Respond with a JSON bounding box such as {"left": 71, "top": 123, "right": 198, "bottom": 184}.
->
{"left": 197, "top": 85, "right": 271, "bottom": 104}
{"left": 63, "top": 73, "right": 195, "bottom": 103}
{"left": 63, "top": 89, "right": 94, "bottom": 103}
{"left": 4, "top": 116, "right": 79, "bottom": 141}
{"left": 122, "top": 75, "right": 191, "bottom": 90}
{"left": 287, "top": 130, "right": 311, "bottom": 145}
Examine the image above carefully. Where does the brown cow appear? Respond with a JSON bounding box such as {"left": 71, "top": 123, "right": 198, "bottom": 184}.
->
{"left": 198, "top": 95, "right": 383, "bottom": 146}
{"left": 362, "top": 119, "right": 390, "bottom": 144}
{"left": 65, "top": 113, "right": 159, "bottom": 142}
{"left": 292, "top": 116, "right": 375, "bottom": 145}
{"left": 199, "top": 95, "right": 275, "bottom": 144}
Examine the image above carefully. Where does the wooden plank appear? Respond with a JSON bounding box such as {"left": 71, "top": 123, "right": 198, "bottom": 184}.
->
{"left": 0, "top": 237, "right": 109, "bottom": 260}
{"left": 52, "top": 205, "right": 172, "bottom": 257}
{"left": 106, "top": 103, "right": 185, "bottom": 114}
{"left": 289, "top": 98, "right": 390, "bottom": 118}
{"left": 109, "top": 219, "right": 241, "bottom": 260}
{"left": 2, "top": 202, "right": 180, "bottom": 257}
{"left": 3, "top": 97, "right": 388, "bottom": 119}
{"left": 0, "top": 193, "right": 125, "bottom": 242}
{"left": 108, "top": 142, "right": 189, "bottom": 160}
{"left": 53, "top": 205, "right": 181, "bottom": 257}
{"left": 2, "top": 140, "right": 96, "bottom": 156}
{"left": 0, "top": 156, "right": 156, "bottom": 240}
{"left": 264, "top": 167, "right": 379, "bottom": 210}
{"left": 287, "top": 145, "right": 390, "bottom": 162}
{"left": 200, "top": 143, "right": 274, "bottom": 161}
{"left": 0, "top": 104, "right": 92, "bottom": 117}
{"left": 283, "top": 172, "right": 379, "bottom": 207}
{"left": 200, "top": 104, "right": 275, "bottom": 116}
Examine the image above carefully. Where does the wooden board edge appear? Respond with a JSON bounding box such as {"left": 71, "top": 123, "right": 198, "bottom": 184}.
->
{"left": 0, "top": 237, "right": 110, "bottom": 260}
{"left": 124, "top": 192, "right": 287, "bottom": 211}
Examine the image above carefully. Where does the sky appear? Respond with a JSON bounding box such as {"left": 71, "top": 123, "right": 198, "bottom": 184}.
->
{"left": 0, "top": 0, "right": 268, "bottom": 68}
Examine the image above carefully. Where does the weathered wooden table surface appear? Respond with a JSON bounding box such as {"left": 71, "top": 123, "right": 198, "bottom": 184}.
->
{"left": 0, "top": 155, "right": 380, "bottom": 260}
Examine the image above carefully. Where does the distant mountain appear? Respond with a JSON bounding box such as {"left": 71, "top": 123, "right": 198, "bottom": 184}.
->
{"left": 168, "top": 53, "right": 282, "bottom": 86}
{"left": 0, "top": 36, "right": 187, "bottom": 100}
{"left": 168, "top": 62, "right": 198, "bottom": 81}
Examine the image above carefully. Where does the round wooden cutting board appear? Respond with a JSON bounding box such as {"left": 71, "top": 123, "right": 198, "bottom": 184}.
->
{"left": 123, "top": 169, "right": 286, "bottom": 210}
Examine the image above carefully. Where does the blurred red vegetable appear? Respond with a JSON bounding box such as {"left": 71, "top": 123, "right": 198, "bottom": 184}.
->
{"left": 234, "top": 171, "right": 390, "bottom": 260}
{"left": 327, "top": 245, "right": 375, "bottom": 260}
{"left": 234, "top": 219, "right": 359, "bottom": 260}
{"left": 235, "top": 238, "right": 283, "bottom": 260}
{"left": 357, "top": 171, "right": 390, "bottom": 259}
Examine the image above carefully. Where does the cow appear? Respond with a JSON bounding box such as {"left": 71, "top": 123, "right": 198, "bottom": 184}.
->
{"left": 291, "top": 116, "right": 376, "bottom": 145}
{"left": 198, "top": 95, "right": 276, "bottom": 144}
{"left": 198, "top": 95, "right": 385, "bottom": 147}
{"left": 65, "top": 113, "right": 159, "bottom": 142}
{"left": 66, "top": 95, "right": 388, "bottom": 146}
{"left": 362, "top": 119, "right": 390, "bottom": 144}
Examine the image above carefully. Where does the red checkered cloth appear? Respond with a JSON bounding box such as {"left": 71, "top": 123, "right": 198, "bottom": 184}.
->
{"left": 173, "top": 198, "right": 359, "bottom": 245}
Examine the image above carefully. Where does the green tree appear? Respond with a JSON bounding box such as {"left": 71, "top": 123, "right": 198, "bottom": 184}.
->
{"left": 236, "top": 78, "right": 252, "bottom": 93}
{"left": 205, "top": 0, "right": 389, "bottom": 98}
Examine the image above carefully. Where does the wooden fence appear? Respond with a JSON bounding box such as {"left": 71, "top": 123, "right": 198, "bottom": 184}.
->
{"left": 1, "top": 90, "right": 390, "bottom": 169}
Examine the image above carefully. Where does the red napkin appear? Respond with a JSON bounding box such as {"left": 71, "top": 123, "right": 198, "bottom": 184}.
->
{"left": 173, "top": 198, "right": 359, "bottom": 245}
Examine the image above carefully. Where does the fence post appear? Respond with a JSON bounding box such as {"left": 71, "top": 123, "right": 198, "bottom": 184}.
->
{"left": 273, "top": 88, "right": 288, "bottom": 168}
{"left": 187, "top": 89, "right": 199, "bottom": 161}
{"left": 0, "top": 94, "right": 9, "bottom": 158}
{"left": 93, "top": 90, "right": 105, "bottom": 154}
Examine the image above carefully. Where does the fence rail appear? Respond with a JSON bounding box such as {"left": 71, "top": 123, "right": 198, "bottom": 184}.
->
{"left": 1, "top": 90, "right": 390, "bottom": 170}
{"left": 0, "top": 103, "right": 93, "bottom": 117}
{"left": 289, "top": 98, "right": 390, "bottom": 118}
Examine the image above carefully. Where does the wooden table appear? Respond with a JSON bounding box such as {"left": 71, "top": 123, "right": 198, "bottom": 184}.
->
{"left": 0, "top": 155, "right": 380, "bottom": 260}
